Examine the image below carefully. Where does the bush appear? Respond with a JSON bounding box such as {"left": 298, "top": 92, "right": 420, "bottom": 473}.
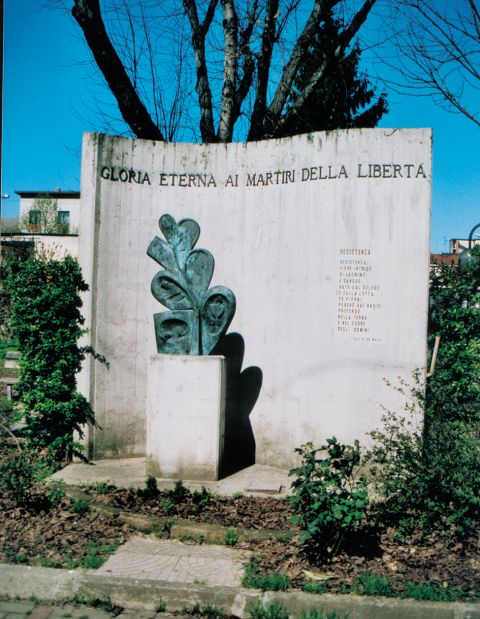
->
{"left": 0, "top": 452, "right": 36, "bottom": 506}
{"left": 6, "top": 256, "right": 96, "bottom": 460}
{"left": 368, "top": 248, "right": 480, "bottom": 538}
{"left": 289, "top": 438, "right": 368, "bottom": 558}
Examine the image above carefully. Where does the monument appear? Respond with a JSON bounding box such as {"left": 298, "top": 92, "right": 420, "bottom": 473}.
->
{"left": 145, "top": 214, "right": 236, "bottom": 479}
{"left": 77, "top": 128, "right": 431, "bottom": 473}
{"left": 147, "top": 213, "right": 236, "bottom": 355}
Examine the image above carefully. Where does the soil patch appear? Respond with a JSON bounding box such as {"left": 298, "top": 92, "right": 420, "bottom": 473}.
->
{"left": 0, "top": 445, "right": 479, "bottom": 601}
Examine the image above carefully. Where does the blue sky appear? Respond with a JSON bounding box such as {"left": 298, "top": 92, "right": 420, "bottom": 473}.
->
{"left": 2, "top": 1, "right": 479, "bottom": 252}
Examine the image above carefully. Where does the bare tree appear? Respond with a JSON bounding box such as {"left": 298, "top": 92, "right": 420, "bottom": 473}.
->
{"left": 390, "top": 0, "right": 480, "bottom": 128}
{"left": 21, "top": 194, "right": 60, "bottom": 234}
{"left": 71, "top": 0, "right": 381, "bottom": 143}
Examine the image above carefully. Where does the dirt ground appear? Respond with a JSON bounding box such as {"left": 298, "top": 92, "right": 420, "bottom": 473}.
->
{"left": 0, "top": 445, "right": 479, "bottom": 601}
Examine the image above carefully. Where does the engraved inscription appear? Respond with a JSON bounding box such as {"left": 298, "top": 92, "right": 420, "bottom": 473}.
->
{"left": 336, "top": 248, "right": 382, "bottom": 344}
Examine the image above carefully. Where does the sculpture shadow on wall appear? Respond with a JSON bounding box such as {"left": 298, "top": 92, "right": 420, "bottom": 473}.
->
{"left": 212, "top": 333, "right": 262, "bottom": 478}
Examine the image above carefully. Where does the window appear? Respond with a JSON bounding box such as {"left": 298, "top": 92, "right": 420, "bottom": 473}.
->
{"left": 57, "top": 211, "right": 70, "bottom": 225}
{"left": 29, "top": 210, "right": 41, "bottom": 225}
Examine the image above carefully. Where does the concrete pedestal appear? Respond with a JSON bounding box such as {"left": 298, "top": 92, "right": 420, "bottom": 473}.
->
{"left": 146, "top": 354, "right": 226, "bottom": 481}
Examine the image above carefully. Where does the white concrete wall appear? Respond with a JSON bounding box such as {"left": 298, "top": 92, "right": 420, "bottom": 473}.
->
{"left": 33, "top": 235, "right": 79, "bottom": 258}
{"left": 78, "top": 130, "right": 431, "bottom": 467}
{"left": 2, "top": 234, "right": 79, "bottom": 259}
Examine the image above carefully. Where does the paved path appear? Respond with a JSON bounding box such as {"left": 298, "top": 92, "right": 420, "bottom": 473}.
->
{"left": 96, "top": 537, "right": 250, "bottom": 588}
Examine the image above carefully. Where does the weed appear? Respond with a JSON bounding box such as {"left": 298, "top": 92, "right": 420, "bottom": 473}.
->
{"left": 249, "top": 602, "right": 289, "bottom": 619}
{"left": 182, "top": 603, "right": 225, "bottom": 618}
{"left": 71, "top": 595, "right": 123, "bottom": 614}
{"left": 14, "top": 550, "right": 28, "bottom": 564}
{"left": 47, "top": 481, "right": 66, "bottom": 505}
{"left": 405, "top": 581, "right": 465, "bottom": 602}
{"left": 303, "top": 581, "right": 329, "bottom": 594}
{"left": 224, "top": 528, "right": 239, "bottom": 546}
{"left": 138, "top": 475, "right": 160, "bottom": 499}
{"left": 167, "top": 479, "right": 189, "bottom": 504}
{"left": 192, "top": 486, "right": 213, "bottom": 509}
{"left": 37, "top": 557, "right": 61, "bottom": 568}
{"left": 155, "top": 598, "right": 166, "bottom": 612}
{"left": 242, "top": 561, "right": 292, "bottom": 591}
{"left": 70, "top": 499, "right": 90, "bottom": 515}
{"left": 90, "top": 481, "right": 117, "bottom": 494}
{"left": 232, "top": 492, "right": 244, "bottom": 499}
{"left": 162, "top": 498, "right": 175, "bottom": 514}
{"left": 352, "top": 573, "right": 393, "bottom": 597}
{"left": 299, "top": 611, "right": 348, "bottom": 619}
{"left": 79, "top": 542, "right": 118, "bottom": 569}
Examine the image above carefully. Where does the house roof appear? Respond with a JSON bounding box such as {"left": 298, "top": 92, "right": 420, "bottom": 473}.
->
{"left": 15, "top": 190, "right": 80, "bottom": 199}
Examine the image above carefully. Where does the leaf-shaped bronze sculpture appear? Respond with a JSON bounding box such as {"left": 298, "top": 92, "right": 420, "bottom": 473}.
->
{"left": 148, "top": 214, "right": 235, "bottom": 354}
{"left": 151, "top": 272, "right": 193, "bottom": 310}
{"left": 185, "top": 249, "right": 214, "bottom": 299}
{"left": 201, "top": 287, "right": 236, "bottom": 354}
{"left": 147, "top": 236, "right": 177, "bottom": 273}
{"left": 153, "top": 311, "right": 195, "bottom": 355}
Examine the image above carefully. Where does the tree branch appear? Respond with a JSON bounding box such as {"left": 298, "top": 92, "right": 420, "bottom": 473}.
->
{"left": 183, "top": 0, "right": 217, "bottom": 142}
{"left": 218, "top": 0, "right": 239, "bottom": 141}
{"left": 268, "top": 0, "right": 376, "bottom": 138}
{"left": 247, "top": 0, "right": 280, "bottom": 141}
{"left": 72, "top": 0, "right": 164, "bottom": 140}
{"left": 266, "top": 0, "right": 340, "bottom": 129}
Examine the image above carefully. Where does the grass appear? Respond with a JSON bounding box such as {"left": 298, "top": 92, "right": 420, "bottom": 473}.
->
{"left": 181, "top": 603, "right": 225, "bottom": 618}
{"left": 249, "top": 604, "right": 348, "bottom": 619}
{"left": 242, "top": 569, "right": 292, "bottom": 591}
{"left": 224, "top": 528, "right": 239, "bottom": 546}
{"left": 249, "top": 602, "right": 289, "bottom": 619}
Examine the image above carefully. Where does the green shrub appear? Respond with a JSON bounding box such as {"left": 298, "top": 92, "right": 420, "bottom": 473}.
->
{"left": 368, "top": 249, "right": 480, "bottom": 539}
{"left": 192, "top": 486, "right": 212, "bottom": 509}
{"left": 166, "top": 479, "right": 189, "bottom": 504}
{"left": 369, "top": 384, "right": 480, "bottom": 538}
{"left": 289, "top": 438, "right": 368, "bottom": 558}
{"left": 6, "top": 256, "right": 98, "bottom": 460}
{"left": 138, "top": 475, "right": 160, "bottom": 499}
{"left": 162, "top": 498, "right": 175, "bottom": 514}
{"left": 0, "top": 451, "right": 36, "bottom": 505}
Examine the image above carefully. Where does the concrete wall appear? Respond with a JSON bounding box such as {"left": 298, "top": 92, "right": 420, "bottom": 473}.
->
{"left": 78, "top": 130, "right": 431, "bottom": 468}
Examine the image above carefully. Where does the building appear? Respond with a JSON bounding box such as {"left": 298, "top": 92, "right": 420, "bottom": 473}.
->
{"left": 0, "top": 190, "right": 81, "bottom": 260}
{"left": 16, "top": 189, "right": 81, "bottom": 233}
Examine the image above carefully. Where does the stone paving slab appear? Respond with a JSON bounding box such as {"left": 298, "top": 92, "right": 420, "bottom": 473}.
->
{"left": 96, "top": 537, "right": 250, "bottom": 587}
